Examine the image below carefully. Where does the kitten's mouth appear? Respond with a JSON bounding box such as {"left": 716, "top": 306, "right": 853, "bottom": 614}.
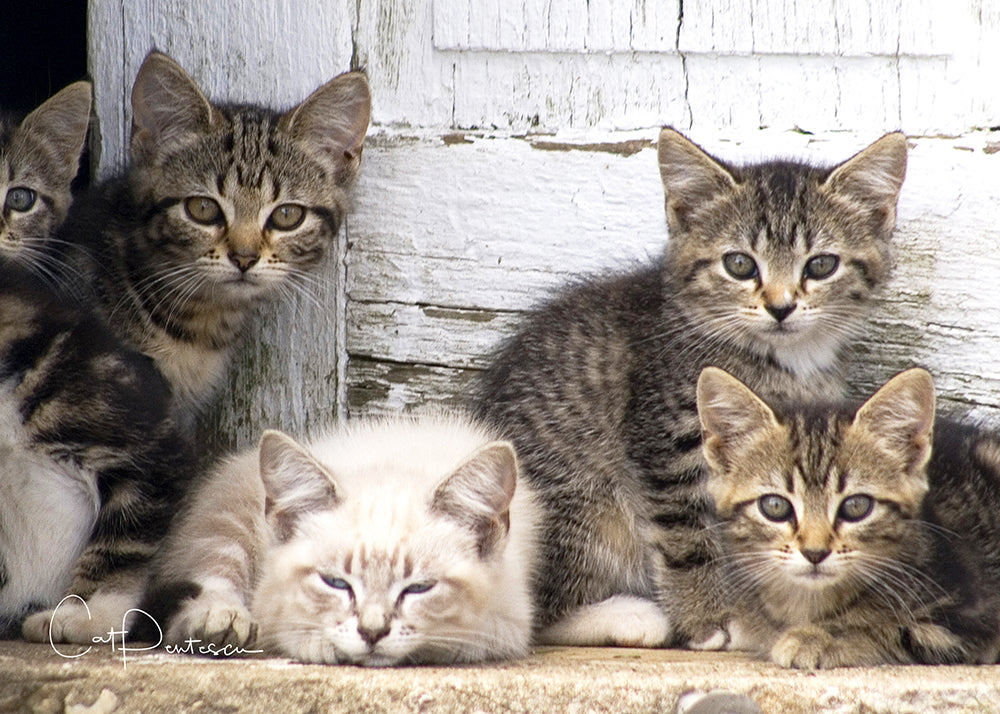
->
{"left": 794, "top": 567, "right": 838, "bottom": 587}
{"left": 763, "top": 320, "right": 803, "bottom": 336}
{"left": 360, "top": 652, "right": 396, "bottom": 668}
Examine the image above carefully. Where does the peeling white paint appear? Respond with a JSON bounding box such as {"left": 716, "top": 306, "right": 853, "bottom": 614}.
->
{"left": 88, "top": 1, "right": 1000, "bottom": 443}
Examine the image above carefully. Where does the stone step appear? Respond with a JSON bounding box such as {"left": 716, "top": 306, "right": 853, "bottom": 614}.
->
{"left": 3, "top": 641, "right": 998, "bottom": 713}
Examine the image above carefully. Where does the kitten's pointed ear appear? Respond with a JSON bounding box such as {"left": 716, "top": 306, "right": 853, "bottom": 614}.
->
{"left": 431, "top": 441, "right": 518, "bottom": 558}
{"left": 280, "top": 71, "right": 371, "bottom": 186}
{"left": 823, "top": 132, "right": 907, "bottom": 233}
{"left": 130, "top": 51, "right": 217, "bottom": 162}
{"left": 259, "top": 429, "right": 340, "bottom": 541}
{"left": 852, "top": 368, "right": 935, "bottom": 477}
{"left": 697, "top": 367, "right": 782, "bottom": 473}
{"left": 658, "top": 127, "right": 737, "bottom": 234}
{"left": 20, "top": 82, "right": 92, "bottom": 182}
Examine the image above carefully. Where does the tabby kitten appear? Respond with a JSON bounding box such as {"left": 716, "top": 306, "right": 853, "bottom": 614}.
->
{"left": 0, "top": 81, "right": 91, "bottom": 277}
{"left": 142, "top": 415, "right": 539, "bottom": 665}
{"left": 61, "top": 51, "right": 371, "bottom": 418}
{"left": 475, "top": 129, "right": 908, "bottom": 648}
{"left": 697, "top": 367, "right": 1000, "bottom": 668}
{"left": 0, "top": 86, "right": 198, "bottom": 643}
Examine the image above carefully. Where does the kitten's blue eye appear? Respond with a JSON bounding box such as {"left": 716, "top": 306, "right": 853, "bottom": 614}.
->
{"left": 185, "top": 196, "right": 223, "bottom": 225}
{"left": 402, "top": 581, "right": 435, "bottom": 596}
{"left": 804, "top": 254, "right": 839, "bottom": 280}
{"left": 268, "top": 204, "right": 305, "bottom": 230}
{"left": 5, "top": 187, "right": 36, "bottom": 213}
{"left": 321, "top": 574, "right": 352, "bottom": 592}
{"left": 758, "top": 494, "right": 793, "bottom": 522}
{"left": 837, "top": 494, "right": 874, "bottom": 522}
{"left": 723, "top": 252, "right": 758, "bottom": 280}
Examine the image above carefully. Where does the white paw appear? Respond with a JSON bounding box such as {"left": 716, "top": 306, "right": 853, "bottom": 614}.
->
{"left": 22, "top": 591, "right": 139, "bottom": 645}
{"left": 167, "top": 591, "right": 257, "bottom": 650}
{"left": 539, "top": 595, "right": 671, "bottom": 647}
{"left": 687, "top": 627, "right": 729, "bottom": 651}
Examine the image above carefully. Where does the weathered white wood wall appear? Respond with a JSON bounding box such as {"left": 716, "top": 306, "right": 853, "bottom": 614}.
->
{"left": 89, "top": 0, "right": 1000, "bottom": 448}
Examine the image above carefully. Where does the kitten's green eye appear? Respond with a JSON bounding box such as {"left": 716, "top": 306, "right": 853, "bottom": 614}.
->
{"left": 268, "top": 204, "right": 305, "bottom": 230}
{"left": 837, "top": 494, "right": 874, "bottom": 522}
{"left": 5, "top": 187, "right": 36, "bottom": 213}
{"left": 184, "top": 196, "right": 223, "bottom": 225}
{"left": 804, "top": 254, "right": 839, "bottom": 280}
{"left": 321, "top": 574, "right": 352, "bottom": 592}
{"left": 758, "top": 494, "right": 794, "bottom": 522}
{"left": 402, "top": 581, "right": 435, "bottom": 596}
{"left": 723, "top": 252, "right": 758, "bottom": 280}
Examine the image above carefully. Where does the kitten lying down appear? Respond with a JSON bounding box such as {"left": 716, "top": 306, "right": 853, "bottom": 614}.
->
{"left": 143, "top": 414, "right": 539, "bottom": 666}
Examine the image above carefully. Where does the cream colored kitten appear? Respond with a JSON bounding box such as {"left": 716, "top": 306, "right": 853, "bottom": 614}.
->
{"left": 143, "top": 414, "right": 539, "bottom": 666}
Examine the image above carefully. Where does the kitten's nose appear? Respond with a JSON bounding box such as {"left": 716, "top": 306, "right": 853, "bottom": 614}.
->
{"left": 228, "top": 250, "right": 260, "bottom": 272}
{"left": 765, "top": 302, "right": 796, "bottom": 323}
{"left": 358, "top": 622, "right": 391, "bottom": 646}
{"left": 801, "top": 548, "right": 831, "bottom": 565}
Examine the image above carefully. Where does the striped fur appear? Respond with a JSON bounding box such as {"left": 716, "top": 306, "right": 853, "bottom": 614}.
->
{"left": 474, "top": 129, "right": 907, "bottom": 647}
{"left": 0, "top": 82, "right": 90, "bottom": 282}
{"left": 60, "top": 52, "right": 370, "bottom": 418}
{"left": 3, "top": 267, "right": 199, "bottom": 643}
{"left": 698, "top": 368, "right": 1000, "bottom": 667}
{"left": 0, "top": 84, "right": 198, "bottom": 643}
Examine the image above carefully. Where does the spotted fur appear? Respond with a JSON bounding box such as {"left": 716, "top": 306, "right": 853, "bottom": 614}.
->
{"left": 474, "top": 129, "right": 908, "bottom": 647}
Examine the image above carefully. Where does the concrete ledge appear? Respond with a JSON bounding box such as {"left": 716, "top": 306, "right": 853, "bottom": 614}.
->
{"left": 3, "top": 641, "right": 999, "bottom": 713}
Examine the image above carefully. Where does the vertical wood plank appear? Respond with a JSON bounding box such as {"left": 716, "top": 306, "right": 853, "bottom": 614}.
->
{"left": 87, "top": 0, "right": 357, "bottom": 450}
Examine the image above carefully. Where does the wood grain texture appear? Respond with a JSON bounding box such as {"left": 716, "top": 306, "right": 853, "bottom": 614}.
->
{"left": 347, "top": 131, "right": 1000, "bottom": 422}
{"left": 87, "top": 0, "right": 1000, "bottom": 447}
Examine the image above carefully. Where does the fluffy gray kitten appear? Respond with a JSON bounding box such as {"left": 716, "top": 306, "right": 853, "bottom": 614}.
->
{"left": 475, "top": 128, "right": 908, "bottom": 648}
{"left": 141, "top": 414, "right": 539, "bottom": 665}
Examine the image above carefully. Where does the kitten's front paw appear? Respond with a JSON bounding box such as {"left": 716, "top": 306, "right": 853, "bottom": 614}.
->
{"left": 771, "top": 626, "right": 889, "bottom": 669}
{"left": 771, "top": 626, "right": 835, "bottom": 669}
{"left": 539, "top": 595, "right": 671, "bottom": 647}
{"left": 22, "top": 591, "right": 139, "bottom": 645}
{"left": 167, "top": 593, "right": 258, "bottom": 652}
{"left": 686, "top": 626, "right": 730, "bottom": 652}
{"left": 905, "top": 622, "right": 967, "bottom": 663}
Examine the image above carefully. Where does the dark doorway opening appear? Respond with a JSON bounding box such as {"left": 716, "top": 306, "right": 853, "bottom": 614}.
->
{"left": 0, "top": 0, "right": 89, "bottom": 184}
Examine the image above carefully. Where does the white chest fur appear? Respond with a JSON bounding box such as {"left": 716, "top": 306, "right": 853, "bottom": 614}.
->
{"left": 147, "top": 333, "right": 231, "bottom": 416}
{"left": 0, "top": 386, "right": 100, "bottom": 614}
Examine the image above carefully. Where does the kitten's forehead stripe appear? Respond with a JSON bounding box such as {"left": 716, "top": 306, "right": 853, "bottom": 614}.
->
{"left": 836, "top": 468, "right": 848, "bottom": 494}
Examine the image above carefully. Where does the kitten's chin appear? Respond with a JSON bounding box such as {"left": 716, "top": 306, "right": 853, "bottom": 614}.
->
{"left": 756, "top": 327, "right": 845, "bottom": 377}
{"left": 210, "top": 275, "right": 278, "bottom": 303}
{"left": 789, "top": 566, "right": 843, "bottom": 590}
